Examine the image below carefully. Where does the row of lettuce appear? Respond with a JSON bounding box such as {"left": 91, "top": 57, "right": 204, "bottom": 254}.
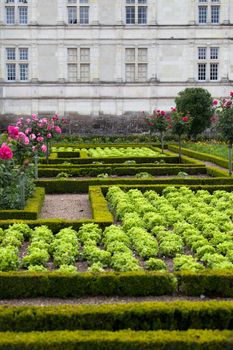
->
{"left": 0, "top": 185, "right": 233, "bottom": 272}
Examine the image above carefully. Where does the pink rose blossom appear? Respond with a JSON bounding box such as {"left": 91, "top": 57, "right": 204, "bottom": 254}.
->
{"left": 41, "top": 144, "right": 47, "bottom": 153}
{"left": 8, "top": 125, "right": 19, "bottom": 138}
{"left": 32, "top": 114, "right": 38, "bottom": 121}
{"left": 25, "top": 128, "right": 32, "bottom": 135}
{"left": 30, "top": 133, "right": 36, "bottom": 140}
{"left": 37, "top": 136, "right": 44, "bottom": 142}
{"left": 54, "top": 126, "right": 62, "bottom": 134}
{"left": 212, "top": 99, "right": 218, "bottom": 106}
{"left": 0, "top": 143, "right": 13, "bottom": 160}
{"left": 32, "top": 146, "right": 37, "bottom": 152}
{"left": 47, "top": 133, "right": 52, "bottom": 139}
{"left": 230, "top": 91, "right": 233, "bottom": 97}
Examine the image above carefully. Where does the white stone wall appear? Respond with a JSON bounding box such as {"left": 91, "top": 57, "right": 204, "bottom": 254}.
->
{"left": 0, "top": 0, "right": 233, "bottom": 117}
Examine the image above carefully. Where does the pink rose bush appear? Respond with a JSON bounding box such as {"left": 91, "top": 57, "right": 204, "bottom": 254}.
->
{"left": 212, "top": 91, "right": 233, "bottom": 175}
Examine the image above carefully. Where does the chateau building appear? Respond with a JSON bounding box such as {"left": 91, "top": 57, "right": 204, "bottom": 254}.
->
{"left": 0, "top": 0, "right": 233, "bottom": 119}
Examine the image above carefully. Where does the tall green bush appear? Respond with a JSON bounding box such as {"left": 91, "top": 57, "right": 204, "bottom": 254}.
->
{"left": 175, "top": 88, "right": 213, "bottom": 138}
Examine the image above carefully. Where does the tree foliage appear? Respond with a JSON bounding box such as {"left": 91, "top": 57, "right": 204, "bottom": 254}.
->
{"left": 175, "top": 88, "right": 213, "bottom": 138}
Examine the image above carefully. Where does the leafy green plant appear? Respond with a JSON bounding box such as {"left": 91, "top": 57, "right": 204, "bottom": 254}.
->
{"left": 97, "top": 173, "right": 109, "bottom": 178}
{"left": 177, "top": 171, "right": 189, "bottom": 178}
{"left": 0, "top": 246, "right": 19, "bottom": 271}
{"left": 145, "top": 258, "right": 167, "bottom": 271}
{"left": 27, "top": 265, "right": 48, "bottom": 272}
{"left": 58, "top": 265, "right": 77, "bottom": 273}
{"left": 88, "top": 262, "right": 104, "bottom": 273}
{"left": 56, "top": 172, "right": 70, "bottom": 179}
{"left": 135, "top": 172, "right": 153, "bottom": 179}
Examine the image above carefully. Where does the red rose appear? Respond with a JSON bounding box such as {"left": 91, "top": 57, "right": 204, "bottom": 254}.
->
{"left": 182, "top": 116, "right": 189, "bottom": 123}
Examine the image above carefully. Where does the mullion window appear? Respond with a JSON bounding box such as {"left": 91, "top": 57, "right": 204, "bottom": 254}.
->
{"left": 67, "top": 0, "right": 89, "bottom": 25}
{"left": 126, "top": 0, "right": 147, "bottom": 24}
{"left": 5, "top": 2, "right": 28, "bottom": 24}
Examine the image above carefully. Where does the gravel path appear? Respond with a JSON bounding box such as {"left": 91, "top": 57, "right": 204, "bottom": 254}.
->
{"left": 39, "top": 194, "right": 92, "bottom": 220}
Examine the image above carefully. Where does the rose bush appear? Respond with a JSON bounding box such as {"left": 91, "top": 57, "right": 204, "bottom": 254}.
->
{"left": 213, "top": 91, "right": 233, "bottom": 175}
{"left": 144, "top": 110, "right": 170, "bottom": 152}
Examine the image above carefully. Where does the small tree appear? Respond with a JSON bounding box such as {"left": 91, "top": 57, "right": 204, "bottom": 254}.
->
{"left": 214, "top": 92, "right": 233, "bottom": 176}
{"left": 169, "top": 108, "right": 192, "bottom": 163}
{"left": 144, "top": 110, "right": 169, "bottom": 153}
{"left": 175, "top": 88, "right": 213, "bottom": 138}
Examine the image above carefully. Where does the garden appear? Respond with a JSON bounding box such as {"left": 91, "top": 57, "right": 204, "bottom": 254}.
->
{"left": 0, "top": 88, "right": 233, "bottom": 348}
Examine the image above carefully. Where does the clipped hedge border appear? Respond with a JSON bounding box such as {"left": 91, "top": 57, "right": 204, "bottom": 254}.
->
{"left": 53, "top": 142, "right": 162, "bottom": 149}
{"left": 35, "top": 177, "right": 233, "bottom": 194}
{"left": 1, "top": 301, "right": 233, "bottom": 332}
{"left": 38, "top": 162, "right": 202, "bottom": 169}
{"left": 89, "top": 186, "right": 113, "bottom": 223}
{"left": 177, "top": 270, "right": 233, "bottom": 297}
{"left": 168, "top": 144, "right": 229, "bottom": 169}
{"left": 0, "top": 186, "right": 113, "bottom": 230}
{"left": 0, "top": 329, "right": 232, "bottom": 349}
{"left": 41, "top": 156, "right": 179, "bottom": 165}
{"left": 0, "top": 272, "right": 176, "bottom": 298}
{"left": 38, "top": 165, "right": 207, "bottom": 178}
{"left": 0, "top": 270, "right": 232, "bottom": 298}
{"left": 0, "top": 187, "right": 45, "bottom": 220}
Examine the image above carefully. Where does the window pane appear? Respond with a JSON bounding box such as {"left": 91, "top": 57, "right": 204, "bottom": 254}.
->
{"left": 80, "top": 6, "right": 89, "bottom": 24}
{"left": 68, "top": 7, "right": 77, "bottom": 24}
{"left": 138, "top": 6, "right": 147, "bottom": 24}
{"left": 6, "top": 48, "right": 16, "bottom": 60}
{"left": 68, "top": 64, "right": 77, "bottom": 81}
{"left": 19, "top": 63, "right": 28, "bottom": 80}
{"left": 210, "top": 47, "right": 219, "bottom": 59}
{"left": 211, "top": 6, "right": 220, "bottom": 23}
{"left": 125, "top": 64, "right": 135, "bottom": 81}
{"left": 7, "top": 64, "right": 16, "bottom": 81}
{"left": 138, "top": 48, "right": 147, "bottom": 61}
{"left": 125, "top": 48, "right": 135, "bottom": 62}
{"left": 19, "top": 7, "right": 28, "bottom": 24}
{"left": 198, "top": 47, "right": 206, "bottom": 59}
{"left": 210, "top": 63, "right": 218, "bottom": 80}
{"left": 19, "top": 48, "right": 28, "bottom": 60}
{"left": 68, "top": 48, "right": 77, "bottom": 62}
{"left": 126, "top": 6, "right": 135, "bottom": 24}
{"left": 198, "top": 63, "right": 206, "bottom": 80}
{"left": 80, "top": 48, "right": 90, "bottom": 62}
{"left": 80, "top": 64, "right": 90, "bottom": 81}
{"left": 198, "top": 6, "right": 207, "bottom": 23}
{"left": 6, "top": 7, "right": 15, "bottom": 24}
{"left": 138, "top": 64, "right": 147, "bottom": 81}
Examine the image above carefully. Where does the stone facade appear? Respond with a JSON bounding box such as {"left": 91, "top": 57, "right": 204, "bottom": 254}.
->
{"left": 0, "top": 0, "right": 233, "bottom": 120}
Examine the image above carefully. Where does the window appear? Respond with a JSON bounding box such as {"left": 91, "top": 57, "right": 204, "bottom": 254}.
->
{"left": 6, "top": 47, "right": 29, "bottom": 81}
{"left": 67, "top": 0, "right": 89, "bottom": 24}
{"left": 198, "top": 0, "right": 220, "bottom": 24}
{"left": 198, "top": 63, "right": 206, "bottom": 80}
{"left": 5, "top": 0, "right": 28, "bottom": 24}
{"left": 197, "top": 46, "right": 219, "bottom": 81}
{"left": 210, "top": 63, "right": 218, "bottom": 80}
{"left": 67, "top": 48, "right": 90, "bottom": 82}
{"left": 126, "top": 0, "right": 147, "bottom": 24}
{"left": 125, "top": 48, "right": 148, "bottom": 81}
